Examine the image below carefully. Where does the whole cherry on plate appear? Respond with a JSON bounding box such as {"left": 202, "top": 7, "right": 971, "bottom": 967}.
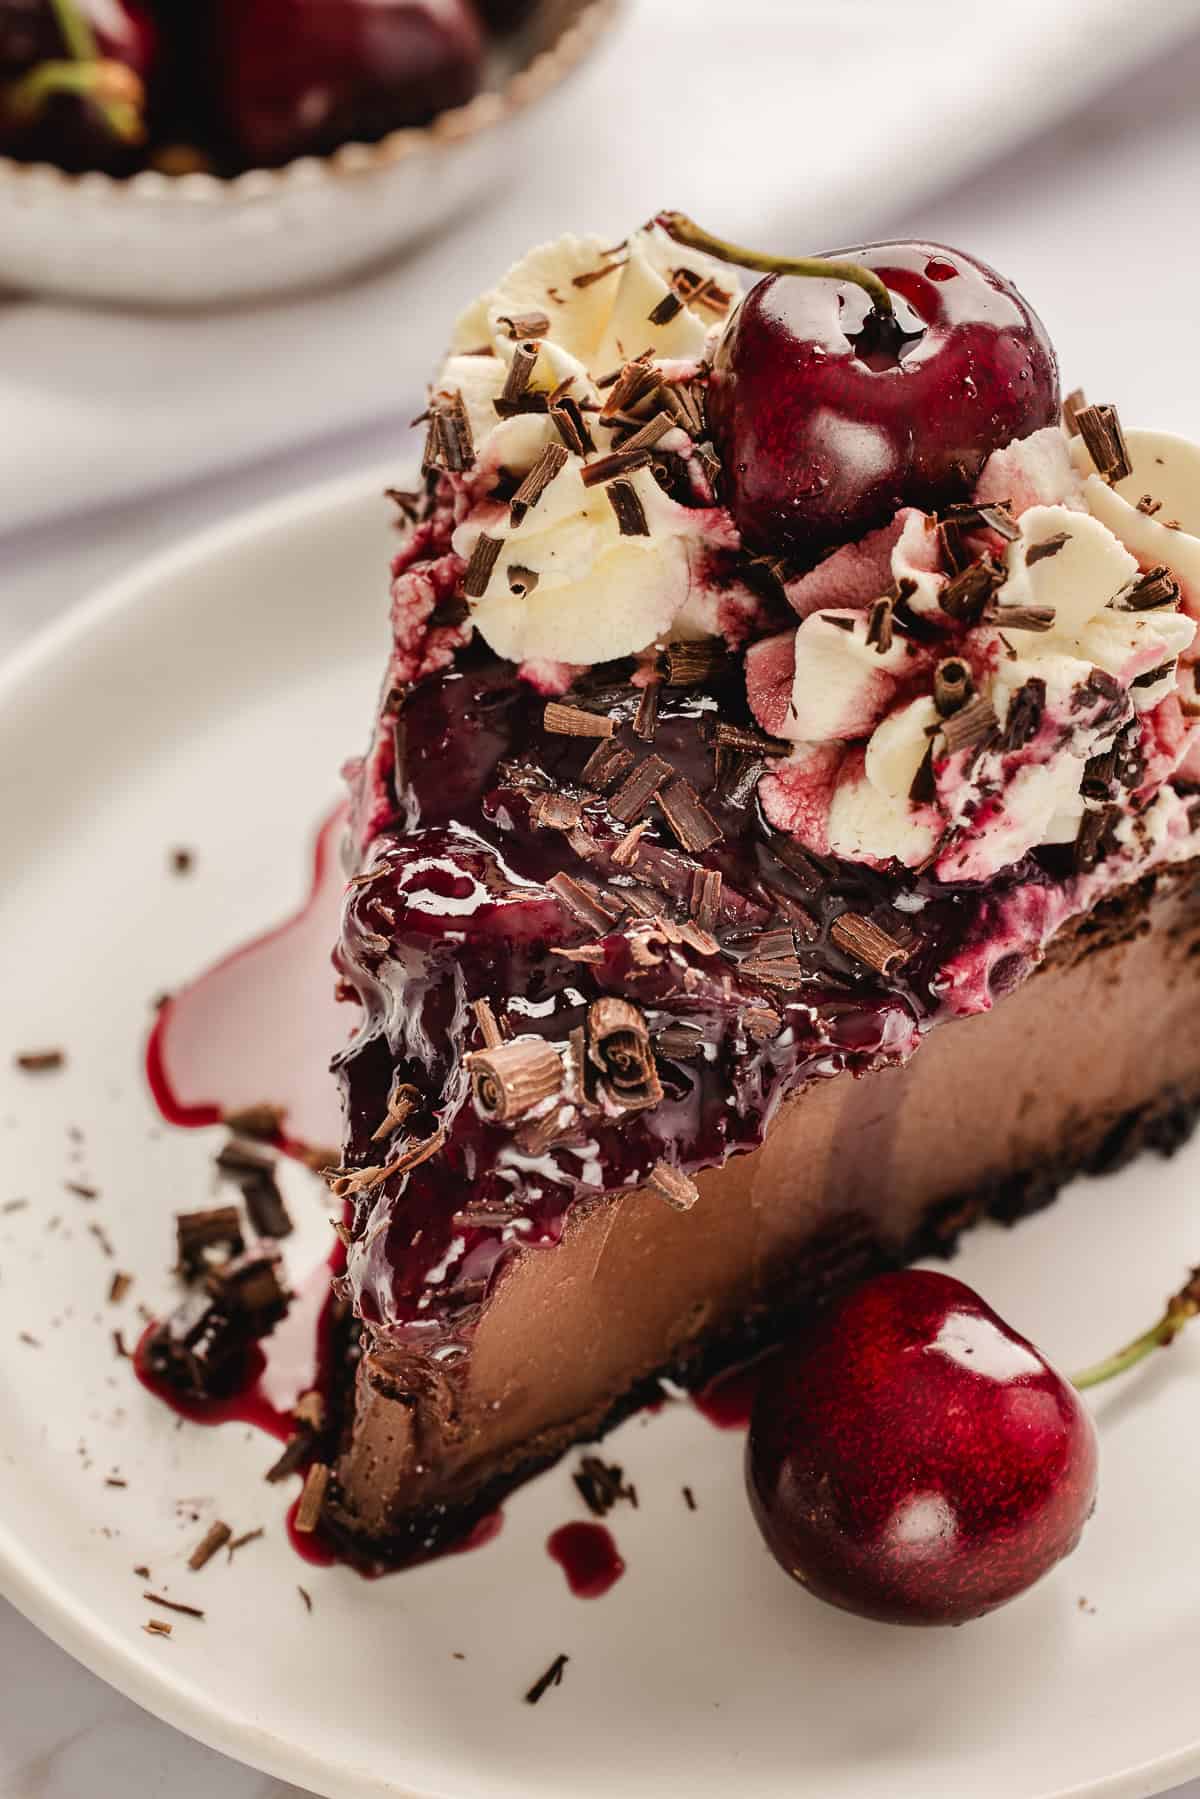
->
{"left": 0, "top": 0, "right": 157, "bottom": 172}
{"left": 657, "top": 213, "right": 1059, "bottom": 560}
{"left": 746, "top": 1264, "right": 1200, "bottom": 1626}
{"left": 210, "top": 0, "right": 486, "bottom": 169}
{"left": 746, "top": 1269, "right": 1097, "bottom": 1627}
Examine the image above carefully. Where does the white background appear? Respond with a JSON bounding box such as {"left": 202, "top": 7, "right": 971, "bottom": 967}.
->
{"left": 3, "top": 1, "right": 1200, "bottom": 1792}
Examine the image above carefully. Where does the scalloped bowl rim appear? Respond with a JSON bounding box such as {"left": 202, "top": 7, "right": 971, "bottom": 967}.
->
{"left": 0, "top": 0, "right": 620, "bottom": 206}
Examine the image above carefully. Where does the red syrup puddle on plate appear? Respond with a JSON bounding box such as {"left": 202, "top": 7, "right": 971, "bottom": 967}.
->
{"left": 145, "top": 803, "right": 349, "bottom": 1154}
{"left": 547, "top": 1522, "right": 626, "bottom": 1598}
{"left": 691, "top": 1352, "right": 776, "bottom": 1430}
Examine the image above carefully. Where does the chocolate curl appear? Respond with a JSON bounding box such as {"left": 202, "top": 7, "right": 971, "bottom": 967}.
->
{"left": 585, "top": 999, "right": 663, "bottom": 1113}
{"left": 469, "top": 1037, "right": 564, "bottom": 1123}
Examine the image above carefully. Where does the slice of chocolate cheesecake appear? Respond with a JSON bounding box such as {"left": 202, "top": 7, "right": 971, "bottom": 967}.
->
{"left": 322, "top": 220, "right": 1200, "bottom": 1560}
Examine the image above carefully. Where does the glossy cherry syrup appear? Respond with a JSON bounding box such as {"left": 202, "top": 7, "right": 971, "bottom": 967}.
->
{"left": 547, "top": 1522, "right": 626, "bottom": 1598}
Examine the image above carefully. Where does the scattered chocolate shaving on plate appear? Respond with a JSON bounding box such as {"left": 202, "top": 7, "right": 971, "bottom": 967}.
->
{"left": 683, "top": 1485, "right": 697, "bottom": 1510}
{"left": 15, "top": 1049, "right": 65, "bottom": 1073}
{"left": 88, "top": 1220, "right": 114, "bottom": 1257}
{"left": 112, "top": 1329, "right": 128, "bottom": 1358}
{"left": 66, "top": 1180, "right": 98, "bottom": 1200}
{"left": 188, "top": 1521, "right": 232, "bottom": 1570}
{"left": 133, "top": 1565, "right": 150, "bottom": 1579}
{"left": 647, "top": 1162, "right": 699, "bottom": 1211}
{"left": 108, "top": 1270, "right": 133, "bottom": 1305}
{"left": 176, "top": 1206, "right": 244, "bottom": 1279}
{"left": 298, "top": 1586, "right": 313, "bottom": 1613}
{"left": 169, "top": 847, "right": 194, "bottom": 875}
{"left": 543, "top": 702, "right": 614, "bottom": 739}
{"left": 216, "top": 1141, "right": 292, "bottom": 1240}
{"left": 525, "top": 1653, "right": 568, "bottom": 1705}
{"left": 830, "top": 913, "right": 910, "bottom": 976}
{"left": 573, "top": 1455, "right": 637, "bottom": 1517}
{"left": 1074, "top": 402, "right": 1131, "bottom": 483}
{"left": 144, "top": 1592, "right": 204, "bottom": 1620}
{"left": 265, "top": 1435, "right": 311, "bottom": 1485}
{"left": 144, "top": 1620, "right": 172, "bottom": 1639}
{"left": 2, "top": 1198, "right": 29, "bottom": 1213}
{"left": 222, "top": 1103, "right": 285, "bottom": 1141}
{"left": 226, "top": 1528, "right": 264, "bottom": 1558}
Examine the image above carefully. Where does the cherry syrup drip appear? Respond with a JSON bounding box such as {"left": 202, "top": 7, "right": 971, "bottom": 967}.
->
{"left": 691, "top": 1353, "right": 775, "bottom": 1430}
{"left": 546, "top": 1522, "right": 626, "bottom": 1598}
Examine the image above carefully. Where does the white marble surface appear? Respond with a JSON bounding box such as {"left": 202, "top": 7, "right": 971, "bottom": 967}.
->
{"left": 5, "top": 9, "right": 1200, "bottom": 1797}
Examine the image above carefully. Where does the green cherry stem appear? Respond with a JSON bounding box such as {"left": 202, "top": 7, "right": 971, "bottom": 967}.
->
{"left": 47, "top": 0, "right": 99, "bottom": 62}
{"left": 654, "top": 210, "right": 895, "bottom": 320}
{"left": 2, "top": 57, "right": 146, "bottom": 144}
{"left": 1071, "top": 1266, "right": 1200, "bottom": 1391}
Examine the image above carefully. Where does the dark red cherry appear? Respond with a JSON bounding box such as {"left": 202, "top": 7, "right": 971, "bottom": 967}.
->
{"left": 706, "top": 241, "right": 1060, "bottom": 558}
{"left": 746, "top": 1271, "right": 1098, "bottom": 1626}
{"left": 0, "top": 0, "right": 157, "bottom": 173}
{"left": 211, "top": 0, "right": 485, "bottom": 168}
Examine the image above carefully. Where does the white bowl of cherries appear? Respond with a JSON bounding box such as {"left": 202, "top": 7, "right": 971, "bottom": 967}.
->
{"left": 0, "top": 0, "right": 619, "bottom": 306}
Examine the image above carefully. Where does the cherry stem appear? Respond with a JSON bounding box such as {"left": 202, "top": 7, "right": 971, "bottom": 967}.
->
{"left": 1071, "top": 1266, "right": 1200, "bottom": 1391}
{"left": 47, "top": 0, "right": 98, "bottom": 62}
{"left": 2, "top": 57, "right": 146, "bottom": 144}
{"left": 654, "top": 210, "right": 894, "bottom": 320}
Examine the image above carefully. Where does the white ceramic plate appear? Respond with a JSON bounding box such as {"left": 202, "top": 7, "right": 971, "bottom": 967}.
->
{"left": 3, "top": 470, "right": 1200, "bottom": 1799}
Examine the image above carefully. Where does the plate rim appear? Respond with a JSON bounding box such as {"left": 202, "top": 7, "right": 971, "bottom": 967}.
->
{"left": 2, "top": 467, "right": 1200, "bottom": 1799}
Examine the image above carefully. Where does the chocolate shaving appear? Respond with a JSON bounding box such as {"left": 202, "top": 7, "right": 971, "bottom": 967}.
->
{"left": 525, "top": 1653, "right": 569, "bottom": 1705}
{"left": 1026, "top": 531, "right": 1071, "bottom": 566}
{"left": 265, "top": 1434, "right": 311, "bottom": 1484}
{"left": 683, "top": 1485, "right": 697, "bottom": 1511}
{"left": 144, "top": 1619, "right": 172, "bottom": 1638}
{"left": 608, "top": 479, "right": 649, "bottom": 536}
{"left": 530, "top": 792, "right": 584, "bottom": 832}
{"left": 633, "top": 680, "right": 661, "bottom": 741}
{"left": 940, "top": 557, "right": 1002, "bottom": 625}
{"left": 609, "top": 754, "right": 674, "bottom": 824}
{"left": 222, "top": 1103, "right": 285, "bottom": 1141}
{"left": 714, "top": 723, "right": 788, "bottom": 759}
{"left": 385, "top": 487, "right": 421, "bottom": 523}
{"left": 216, "top": 1141, "right": 292, "bottom": 1240}
{"left": 495, "top": 340, "right": 538, "bottom": 416}
{"left": 1114, "top": 564, "right": 1180, "bottom": 611}
{"left": 999, "top": 677, "right": 1046, "bottom": 752}
{"left": 940, "top": 693, "right": 999, "bottom": 755}
{"left": 108, "top": 1270, "right": 133, "bottom": 1305}
{"left": 648, "top": 1161, "right": 699, "bottom": 1211}
{"left": 469, "top": 1038, "right": 563, "bottom": 1122}
{"left": 1074, "top": 403, "right": 1131, "bottom": 483}
{"left": 144, "top": 1591, "right": 204, "bottom": 1619}
{"left": 719, "top": 753, "right": 765, "bottom": 810}
{"left": 1062, "top": 388, "right": 1088, "bottom": 435}
{"left": 1137, "top": 494, "right": 1162, "bottom": 516}
{"left": 866, "top": 596, "right": 894, "bottom": 653}
{"left": 67, "top": 1180, "right": 98, "bottom": 1200}
{"left": 580, "top": 443, "right": 653, "bottom": 488}
{"left": 655, "top": 1023, "right": 705, "bottom": 1059}
{"left": 1131, "top": 659, "right": 1176, "bottom": 690}
{"left": 497, "top": 311, "right": 550, "bottom": 340}
{"left": 293, "top": 1463, "right": 330, "bottom": 1535}
{"left": 370, "top": 1079, "right": 421, "bottom": 1143}
{"left": 572, "top": 258, "right": 627, "bottom": 289}
{"left": 581, "top": 738, "right": 634, "bottom": 790}
{"left": 510, "top": 443, "right": 569, "bottom": 527}
{"left": 690, "top": 867, "right": 723, "bottom": 932}
{"left": 662, "top": 638, "right": 728, "bottom": 686}
{"left": 586, "top": 998, "right": 662, "bottom": 1112}
{"left": 14, "top": 1049, "right": 64, "bottom": 1072}
{"left": 909, "top": 741, "right": 937, "bottom": 806}
{"left": 600, "top": 352, "right": 657, "bottom": 419}
{"left": 612, "top": 821, "right": 649, "bottom": 867}
{"left": 472, "top": 999, "right": 504, "bottom": 1049}
{"left": 206, "top": 1249, "right": 289, "bottom": 1320}
{"left": 659, "top": 379, "right": 706, "bottom": 438}
{"left": 549, "top": 872, "right": 624, "bottom": 933}
{"left": 227, "top": 1528, "right": 264, "bottom": 1558}
{"left": 550, "top": 943, "right": 605, "bottom": 964}
{"left": 544, "top": 702, "right": 614, "bottom": 739}
{"left": 940, "top": 499, "right": 1021, "bottom": 543}
{"left": 933, "top": 658, "right": 973, "bottom": 717}
{"left": 463, "top": 533, "right": 503, "bottom": 598}
{"left": 548, "top": 389, "right": 595, "bottom": 457}
{"left": 1075, "top": 805, "right": 1121, "bottom": 873}
{"left": 176, "top": 1207, "right": 244, "bottom": 1280}
{"left": 188, "top": 1521, "right": 231, "bottom": 1570}
{"left": 298, "top": 1586, "right": 313, "bottom": 1613}
{"left": 987, "top": 600, "right": 1054, "bottom": 632}
{"left": 742, "top": 1005, "right": 783, "bottom": 1042}
{"left": 423, "top": 389, "right": 474, "bottom": 473}
{"left": 505, "top": 563, "right": 539, "bottom": 599}
{"left": 573, "top": 1455, "right": 637, "bottom": 1517}
{"left": 648, "top": 290, "right": 684, "bottom": 325}
{"left": 658, "top": 778, "right": 722, "bottom": 852}
{"left": 830, "top": 913, "right": 909, "bottom": 976}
